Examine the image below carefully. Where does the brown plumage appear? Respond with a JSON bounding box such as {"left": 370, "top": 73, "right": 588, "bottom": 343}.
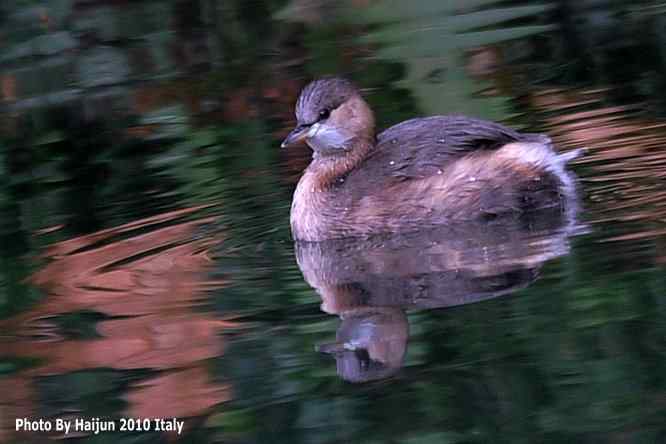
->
{"left": 282, "top": 77, "right": 581, "bottom": 242}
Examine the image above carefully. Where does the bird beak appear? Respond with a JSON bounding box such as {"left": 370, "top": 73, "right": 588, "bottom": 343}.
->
{"left": 281, "top": 125, "right": 309, "bottom": 148}
{"left": 316, "top": 341, "right": 346, "bottom": 355}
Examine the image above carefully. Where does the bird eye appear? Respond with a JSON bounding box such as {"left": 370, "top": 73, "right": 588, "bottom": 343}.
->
{"left": 318, "top": 109, "right": 331, "bottom": 120}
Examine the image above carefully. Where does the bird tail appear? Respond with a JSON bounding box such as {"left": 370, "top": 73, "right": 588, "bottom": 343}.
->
{"left": 557, "top": 148, "right": 586, "bottom": 164}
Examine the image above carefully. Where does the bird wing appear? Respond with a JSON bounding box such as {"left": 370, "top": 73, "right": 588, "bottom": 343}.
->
{"left": 366, "top": 115, "right": 527, "bottom": 181}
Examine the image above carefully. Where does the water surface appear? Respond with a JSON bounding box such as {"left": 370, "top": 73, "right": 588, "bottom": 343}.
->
{"left": 1, "top": 1, "right": 666, "bottom": 443}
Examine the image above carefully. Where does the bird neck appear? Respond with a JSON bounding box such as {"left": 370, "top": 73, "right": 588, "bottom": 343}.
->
{"left": 308, "top": 136, "right": 375, "bottom": 191}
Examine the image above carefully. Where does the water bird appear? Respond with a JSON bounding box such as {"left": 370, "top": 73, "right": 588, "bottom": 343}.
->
{"left": 282, "top": 77, "right": 582, "bottom": 241}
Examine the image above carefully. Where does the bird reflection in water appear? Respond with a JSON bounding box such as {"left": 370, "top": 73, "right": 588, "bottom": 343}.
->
{"left": 295, "top": 204, "right": 583, "bottom": 383}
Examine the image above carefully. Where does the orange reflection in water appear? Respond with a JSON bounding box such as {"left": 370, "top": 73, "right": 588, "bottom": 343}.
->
{"left": 0, "top": 206, "right": 235, "bottom": 439}
{"left": 533, "top": 89, "right": 666, "bottom": 245}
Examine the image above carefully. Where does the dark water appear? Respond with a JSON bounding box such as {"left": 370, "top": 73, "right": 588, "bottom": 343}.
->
{"left": 1, "top": 1, "right": 666, "bottom": 443}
